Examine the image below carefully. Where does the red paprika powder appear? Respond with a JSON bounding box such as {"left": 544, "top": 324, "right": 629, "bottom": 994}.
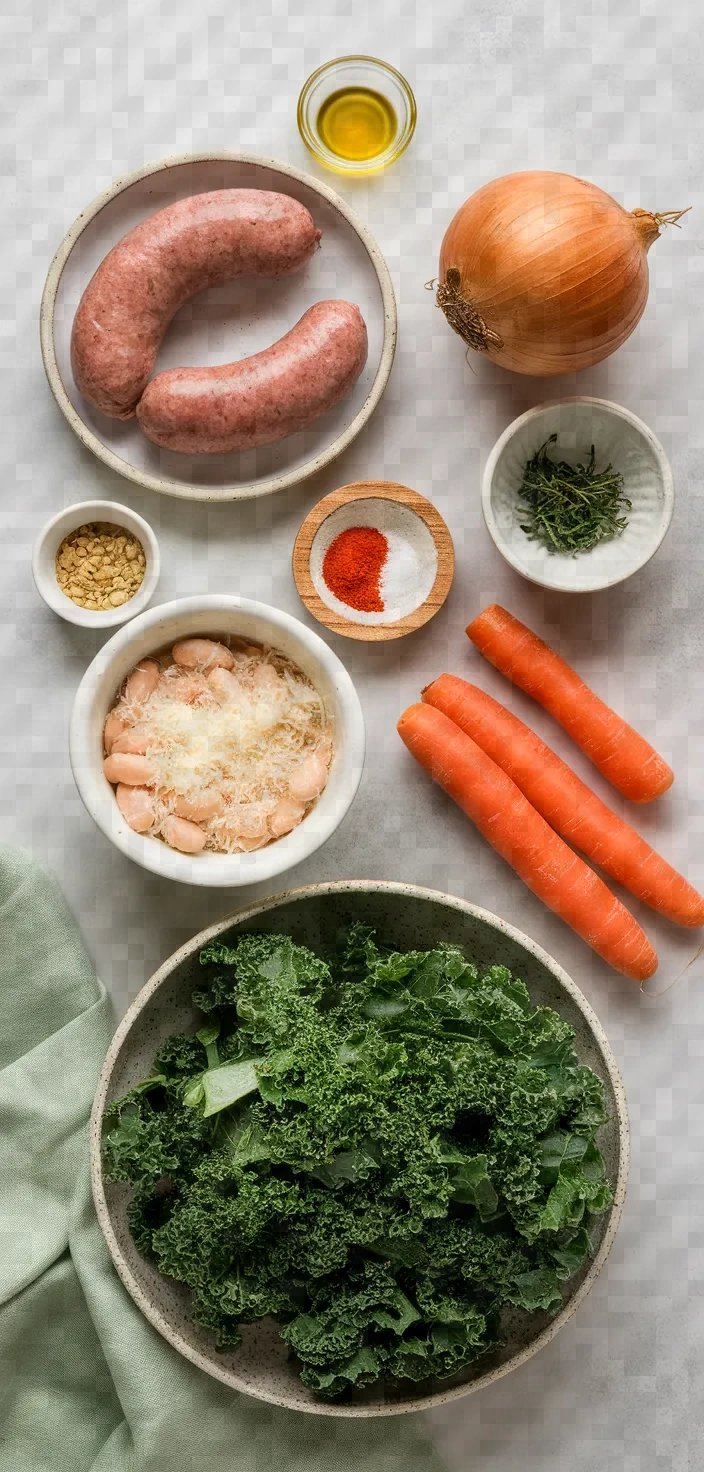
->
{"left": 322, "top": 525, "right": 389, "bottom": 612}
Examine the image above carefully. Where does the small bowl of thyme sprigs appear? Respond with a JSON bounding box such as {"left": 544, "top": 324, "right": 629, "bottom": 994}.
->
{"left": 482, "top": 397, "right": 673, "bottom": 593}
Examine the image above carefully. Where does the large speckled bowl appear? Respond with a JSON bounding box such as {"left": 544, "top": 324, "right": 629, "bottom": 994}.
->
{"left": 91, "top": 881, "right": 629, "bottom": 1417}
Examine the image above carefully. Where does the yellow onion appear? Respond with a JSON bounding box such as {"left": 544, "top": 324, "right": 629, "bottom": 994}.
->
{"left": 437, "top": 171, "right": 688, "bottom": 376}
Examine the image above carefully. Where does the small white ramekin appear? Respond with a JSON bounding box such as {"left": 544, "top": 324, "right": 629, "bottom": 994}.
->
{"left": 482, "top": 397, "right": 674, "bottom": 594}
{"left": 68, "top": 595, "right": 366, "bottom": 887}
{"left": 32, "top": 499, "right": 160, "bottom": 628}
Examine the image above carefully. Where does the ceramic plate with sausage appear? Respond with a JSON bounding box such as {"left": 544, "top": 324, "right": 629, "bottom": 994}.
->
{"left": 41, "top": 153, "right": 396, "bottom": 502}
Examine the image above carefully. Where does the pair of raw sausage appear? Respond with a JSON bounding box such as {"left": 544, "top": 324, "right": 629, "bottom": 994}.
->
{"left": 70, "top": 189, "right": 368, "bottom": 453}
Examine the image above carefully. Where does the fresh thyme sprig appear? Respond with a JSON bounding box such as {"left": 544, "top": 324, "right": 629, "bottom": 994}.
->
{"left": 517, "top": 434, "right": 631, "bottom": 556}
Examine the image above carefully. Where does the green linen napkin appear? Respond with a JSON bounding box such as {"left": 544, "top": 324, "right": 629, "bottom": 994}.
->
{"left": 0, "top": 847, "right": 446, "bottom": 1472}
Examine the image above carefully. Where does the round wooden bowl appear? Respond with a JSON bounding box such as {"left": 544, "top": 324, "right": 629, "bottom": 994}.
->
{"left": 293, "top": 481, "right": 454, "bottom": 641}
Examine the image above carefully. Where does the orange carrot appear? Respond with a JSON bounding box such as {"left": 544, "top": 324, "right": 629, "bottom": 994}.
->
{"left": 466, "top": 605, "right": 673, "bottom": 804}
{"left": 397, "top": 701, "right": 657, "bottom": 982}
{"left": 423, "top": 675, "right": 704, "bottom": 929}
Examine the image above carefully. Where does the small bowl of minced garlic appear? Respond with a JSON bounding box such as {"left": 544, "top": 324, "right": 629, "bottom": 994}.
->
{"left": 33, "top": 500, "right": 160, "bottom": 629}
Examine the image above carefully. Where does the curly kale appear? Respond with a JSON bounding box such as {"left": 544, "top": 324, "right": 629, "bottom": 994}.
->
{"left": 103, "top": 923, "right": 613, "bottom": 1399}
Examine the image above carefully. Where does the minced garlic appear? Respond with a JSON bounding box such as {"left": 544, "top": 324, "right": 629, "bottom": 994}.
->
{"left": 56, "top": 522, "right": 146, "bottom": 610}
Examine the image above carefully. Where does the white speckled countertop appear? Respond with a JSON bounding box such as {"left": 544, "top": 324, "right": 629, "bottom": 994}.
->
{"left": 3, "top": 1, "right": 702, "bottom": 1464}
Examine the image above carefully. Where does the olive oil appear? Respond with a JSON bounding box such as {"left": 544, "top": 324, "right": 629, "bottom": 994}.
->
{"left": 316, "top": 86, "right": 398, "bottom": 163}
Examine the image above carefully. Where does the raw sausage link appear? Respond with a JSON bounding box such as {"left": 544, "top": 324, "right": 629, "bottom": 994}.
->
{"left": 135, "top": 300, "right": 368, "bottom": 454}
{"left": 71, "top": 190, "right": 322, "bottom": 419}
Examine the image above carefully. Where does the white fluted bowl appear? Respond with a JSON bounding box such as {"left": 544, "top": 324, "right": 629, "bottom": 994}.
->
{"left": 482, "top": 397, "right": 673, "bottom": 593}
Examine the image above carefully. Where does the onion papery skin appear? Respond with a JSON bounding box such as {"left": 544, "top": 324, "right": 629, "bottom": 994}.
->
{"left": 438, "top": 171, "right": 663, "bottom": 377}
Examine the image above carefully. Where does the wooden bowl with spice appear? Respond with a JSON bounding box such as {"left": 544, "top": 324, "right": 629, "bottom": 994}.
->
{"left": 32, "top": 500, "right": 160, "bottom": 629}
{"left": 293, "top": 481, "right": 454, "bottom": 641}
{"left": 482, "top": 397, "right": 674, "bottom": 594}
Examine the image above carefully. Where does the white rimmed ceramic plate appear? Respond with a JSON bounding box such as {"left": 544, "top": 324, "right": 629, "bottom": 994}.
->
{"left": 91, "top": 880, "right": 629, "bottom": 1417}
{"left": 40, "top": 153, "right": 397, "bottom": 502}
{"left": 482, "top": 397, "right": 674, "bottom": 593}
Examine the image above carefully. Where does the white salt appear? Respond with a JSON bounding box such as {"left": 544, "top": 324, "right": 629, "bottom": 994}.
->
{"left": 380, "top": 528, "right": 430, "bottom": 617}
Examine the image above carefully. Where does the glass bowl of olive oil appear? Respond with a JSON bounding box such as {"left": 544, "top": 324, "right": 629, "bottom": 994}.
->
{"left": 297, "top": 57, "right": 416, "bottom": 175}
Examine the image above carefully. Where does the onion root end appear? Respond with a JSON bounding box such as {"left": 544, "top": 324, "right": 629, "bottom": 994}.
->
{"left": 436, "top": 268, "right": 504, "bottom": 354}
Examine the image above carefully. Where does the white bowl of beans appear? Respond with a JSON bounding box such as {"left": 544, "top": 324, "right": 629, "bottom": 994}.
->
{"left": 68, "top": 595, "right": 365, "bottom": 886}
{"left": 32, "top": 499, "right": 160, "bottom": 628}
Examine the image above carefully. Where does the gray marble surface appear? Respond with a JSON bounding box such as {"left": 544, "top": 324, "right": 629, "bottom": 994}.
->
{"left": 3, "top": 0, "right": 702, "bottom": 1465}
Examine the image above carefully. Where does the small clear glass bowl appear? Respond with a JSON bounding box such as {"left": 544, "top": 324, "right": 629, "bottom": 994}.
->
{"left": 297, "top": 56, "right": 417, "bottom": 176}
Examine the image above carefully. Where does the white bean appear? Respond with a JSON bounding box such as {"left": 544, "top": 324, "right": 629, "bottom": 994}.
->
{"left": 207, "top": 667, "right": 244, "bottom": 702}
{"left": 111, "top": 722, "right": 151, "bottom": 755}
{"left": 216, "top": 812, "right": 269, "bottom": 851}
{"left": 269, "top": 797, "right": 306, "bottom": 837}
{"left": 124, "top": 659, "right": 159, "bottom": 705}
{"left": 158, "top": 669, "right": 208, "bottom": 705}
{"left": 253, "top": 663, "right": 281, "bottom": 693}
{"left": 174, "top": 790, "right": 224, "bottom": 823}
{"left": 172, "top": 638, "right": 234, "bottom": 672}
{"left": 103, "top": 753, "right": 156, "bottom": 787}
{"left": 161, "top": 815, "right": 207, "bottom": 854}
{"left": 103, "top": 709, "right": 128, "bottom": 754}
{"left": 288, "top": 752, "right": 329, "bottom": 803}
{"left": 116, "top": 784, "right": 155, "bottom": 833}
{"left": 234, "top": 806, "right": 269, "bottom": 841}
